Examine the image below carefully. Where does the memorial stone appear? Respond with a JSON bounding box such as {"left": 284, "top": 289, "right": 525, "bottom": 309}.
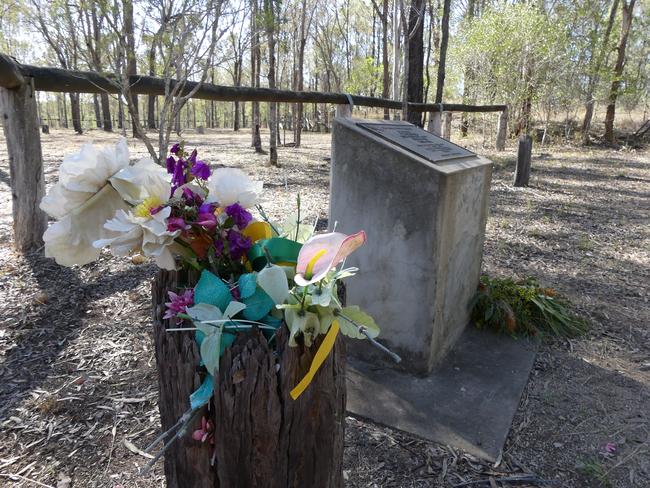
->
{"left": 330, "top": 118, "right": 492, "bottom": 374}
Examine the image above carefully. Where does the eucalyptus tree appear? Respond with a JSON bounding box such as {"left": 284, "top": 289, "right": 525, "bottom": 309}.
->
{"left": 27, "top": 0, "right": 84, "bottom": 133}
{"left": 104, "top": 0, "right": 231, "bottom": 162}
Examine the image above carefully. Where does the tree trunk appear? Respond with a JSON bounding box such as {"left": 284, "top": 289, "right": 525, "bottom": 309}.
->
{"left": 148, "top": 42, "right": 157, "bottom": 129}
{"left": 405, "top": 0, "right": 425, "bottom": 126}
{"left": 251, "top": 0, "right": 262, "bottom": 150}
{"left": 124, "top": 0, "right": 139, "bottom": 138}
{"left": 581, "top": 0, "right": 619, "bottom": 144}
{"left": 152, "top": 270, "right": 345, "bottom": 488}
{"left": 70, "top": 92, "right": 83, "bottom": 134}
{"left": 604, "top": 0, "right": 637, "bottom": 144}
{"left": 101, "top": 93, "right": 113, "bottom": 132}
{"left": 382, "top": 0, "right": 390, "bottom": 119}
{"left": 435, "top": 0, "right": 451, "bottom": 105}
{"left": 0, "top": 80, "right": 48, "bottom": 251}
{"left": 265, "top": 0, "right": 279, "bottom": 166}
{"left": 93, "top": 94, "right": 102, "bottom": 128}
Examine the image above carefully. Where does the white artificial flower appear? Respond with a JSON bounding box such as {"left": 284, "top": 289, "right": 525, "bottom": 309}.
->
{"left": 40, "top": 139, "right": 130, "bottom": 218}
{"left": 205, "top": 167, "right": 263, "bottom": 208}
{"left": 93, "top": 173, "right": 179, "bottom": 270}
{"left": 40, "top": 139, "right": 133, "bottom": 266}
{"left": 110, "top": 157, "right": 169, "bottom": 205}
{"left": 39, "top": 139, "right": 174, "bottom": 267}
{"left": 43, "top": 185, "right": 128, "bottom": 267}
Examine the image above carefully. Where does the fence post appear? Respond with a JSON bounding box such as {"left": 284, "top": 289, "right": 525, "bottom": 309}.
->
{"left": 442, "top": 112, "right": 452, "bottom": 140}
{"left": 427, "top": 111, "right": 441, "bottom": 135}
{"left": 496, "top": 107, "right": 508, "bottom": 151}
{"left": 335, "top": 104, "right": 352, "bottom": 119}
{"left": 0, "top": 69, "right": 47, "bottom": 251}
{"left": 513, "top": 135, "right": 532, "bottom": 187}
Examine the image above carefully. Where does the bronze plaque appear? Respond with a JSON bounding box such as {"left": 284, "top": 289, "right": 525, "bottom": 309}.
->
{"left": 357, "top": 122, "right": 476, "bottom": 163}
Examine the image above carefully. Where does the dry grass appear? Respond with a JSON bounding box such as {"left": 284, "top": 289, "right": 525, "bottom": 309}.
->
{"left": 0, "top": 126, "right": 648, "bottom": 487}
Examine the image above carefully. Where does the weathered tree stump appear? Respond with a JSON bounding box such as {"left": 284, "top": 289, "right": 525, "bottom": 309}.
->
{"left": 152, "top": 269, "right": 346, "bottom": 488}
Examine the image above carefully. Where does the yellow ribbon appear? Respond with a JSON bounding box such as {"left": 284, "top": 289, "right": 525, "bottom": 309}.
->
{"left": 289, "top": 320, "right": 340, "bottom": 400}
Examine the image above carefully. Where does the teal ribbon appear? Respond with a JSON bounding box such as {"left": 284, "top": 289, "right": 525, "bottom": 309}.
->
{"left": 247, "top": 237, "right": 302, "bottom": 271}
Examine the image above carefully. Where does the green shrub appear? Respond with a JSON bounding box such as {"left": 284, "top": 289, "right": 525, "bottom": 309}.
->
{"left": 471, "top": 275, "right": 587, "bottom": 337}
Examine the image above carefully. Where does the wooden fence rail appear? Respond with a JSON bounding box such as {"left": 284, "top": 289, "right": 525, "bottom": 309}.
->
{"left": 0, "top": 52, "right": 510, "bottom": 251}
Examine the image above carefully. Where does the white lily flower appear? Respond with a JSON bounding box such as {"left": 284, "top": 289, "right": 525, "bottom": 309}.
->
{"left": 205, "top": 168, "right": 263, "bottom": 208}
{"left": 40, "top": 139, "right": 134, "bottom": 267}
{"left": 93, "top": 173, "right": 179, "bottom": 270}
{"left": 110, "top": 157, "right": 169, "bottom": 205}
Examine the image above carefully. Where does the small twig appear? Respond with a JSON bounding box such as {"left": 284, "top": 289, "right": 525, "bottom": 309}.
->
{"left": 452, "top": 474, "right": 559, "bottom": 487}
{"left": 0, "top": 473, "right": 55, "bottom": 488}
{"left": 255, "top": 204, "right": 280, "bottom": 235}
{"left": 336, "top": 312, "right": 402, "bottom": 363}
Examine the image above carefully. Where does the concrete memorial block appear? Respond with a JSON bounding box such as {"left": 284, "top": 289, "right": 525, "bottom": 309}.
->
{"left": 330, "top": 118, "right": 492, "bottom": 374}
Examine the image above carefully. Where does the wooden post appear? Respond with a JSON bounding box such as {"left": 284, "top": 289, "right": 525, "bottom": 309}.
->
{"left": 513, "top": 135, "right": 532, "bottom": 187}
{"left": 496, "top": 108, "right": 508, "bottom": 151}
{"left": 335, "top": 103, "right": 352, "bottom": 119}
{"left": 0, "top": 71, "right": 47, "bottom": 251}
{"left": 152, "top": 270, "right": 346, "bottom": 488}
{"left": 442, "top": 112, "right": 452, "bottom": 140}
{"left": 427, "top": 111, "right": 441, "bottom": 135}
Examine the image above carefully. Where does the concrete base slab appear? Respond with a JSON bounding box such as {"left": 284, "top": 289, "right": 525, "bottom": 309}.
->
{"left": 346, "top": 326, "right": 538, "bottom": 461}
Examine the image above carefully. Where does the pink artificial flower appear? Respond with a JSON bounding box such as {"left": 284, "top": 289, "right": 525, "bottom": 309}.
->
{"left": 192, "top": 416, "right": 214, "bottom": 444}
{"left": 163, "top": 289, "right": 194, "bottom": 320}
{"left": 294, "top": 231, "right": 366, "bottom": 286}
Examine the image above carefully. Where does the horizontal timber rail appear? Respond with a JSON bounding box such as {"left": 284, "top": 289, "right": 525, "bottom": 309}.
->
{"left": 0, "top": 53, "right": 505, "bottom": 114}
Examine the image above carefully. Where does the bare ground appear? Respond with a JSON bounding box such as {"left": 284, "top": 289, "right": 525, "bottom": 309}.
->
{"left": 0, "top": 128, "right": 648, "bottom": 488}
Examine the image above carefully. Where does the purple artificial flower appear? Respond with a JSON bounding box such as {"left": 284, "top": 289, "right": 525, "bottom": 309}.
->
{"left": 190, "top": 161, "right": 211, "bottom": 180}
{"left": 172, "top": 159, "right": 186, "bottom": 189}
{"left": 227, "top": 229, "right": 252, "bottom": 260}
{"left": 198, "top": 203, "right": 213, "bottom": 214}
{"left": 214, "top": 238, "right": 225, "bottom": 256}
{"left": 167, "top": 217, "right": 190, "bottom": 232}
{"left": 170, "top": 143, "right": 181, "bottom": 154}
{"left": 164, "top": 289, "right": 194, "bottom": 320}
{"left": 197, "top": 212, "right": 217, "bottom": 230}
{"left": 225, "top": 203, "right": 252, "bottom": 229}
{"left": 166, "top": 156, "right": 176, "bottom": 174}
{"left": 182, "top": 187, "right": 204, "bottom": 206}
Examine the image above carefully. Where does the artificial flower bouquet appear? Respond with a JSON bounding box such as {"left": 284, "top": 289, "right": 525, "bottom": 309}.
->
{"left": 40, "top": 139, "right": 381, "bottom": 460}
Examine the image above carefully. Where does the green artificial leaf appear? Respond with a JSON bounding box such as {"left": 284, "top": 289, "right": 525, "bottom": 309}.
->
{"left": 194, "top": 270, "right": 232, "bottom": 311}
{"left": 242, "top": 287, "right": 275, "bottom": 321}
{"left": 285, "top": 308, "right": 321, "bottom": 347}
{"left": 332, "top": 267, "right": 359, "bottom": 280}
{"left": 187, "top": 303, "right": 223, "bottom": 322}
{"left": 257, "top": 265, "right": 289, "bottom": 305}
{"left": 190, "top": 375, "right": 214, "bottom": 410}
{"left": 311, "top": 282, "right": 334, "bottom": 307}
{"left": 338, "top": 306, "right": 380, "bottom": 339}
{"left": 221, "top": 332, "right": 236, "bottom": 355}
{"left": 315, "top": 305, "right": 335, "bottom": 334}
{"left": 238, "top": 272, "right": 258, "bottom": 299}
{"left": 223, "top": 301, "right": 246, "bottom": 320}
{"left": 279, "top": 213, "right": 315, "bottom": 243}
{"left": 200, "top": 327, "right": 223, "bottom": 376}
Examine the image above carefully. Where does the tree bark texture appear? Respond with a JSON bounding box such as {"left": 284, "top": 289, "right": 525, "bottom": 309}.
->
{"left": 581, "top": 0, "right": 619, "bottom": 144}
{"left": 405, "top": 0, "right": 425, "bottom": 126}
{"left": 70, "top": 92, "right": 83, "bottom": 134}
{"left": 152, "top": 270, "right": 346, "bottom": 488}
{"left": 604, "top": 0, "right": 636, "bottom": 144}
{"left": 514, "top": 135, "right": 532, "bottom": 187}
{"left": 0, "top": 80, "right": 48, "bottom": 251}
